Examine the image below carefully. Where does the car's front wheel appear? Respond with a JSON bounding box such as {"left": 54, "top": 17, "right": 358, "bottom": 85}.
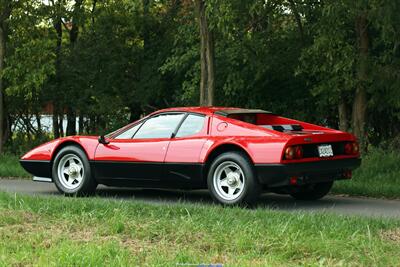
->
{"left": 289, "top": 181, "right": 333, "bottom": 200}
{"left": 52, "top": 146, "right": 97, "bottom": 196}
{"left": 207, "top": 151, "right": 260, "bottom": 205}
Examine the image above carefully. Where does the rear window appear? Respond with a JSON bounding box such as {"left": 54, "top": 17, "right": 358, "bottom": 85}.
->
{"left": 227, "top": 114, "right": 257, "bottom": 124}
{"left": 226, "top": 113, "right": 304, "bottom": 132}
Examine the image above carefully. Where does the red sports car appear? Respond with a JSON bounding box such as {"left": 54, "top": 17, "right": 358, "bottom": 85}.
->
{"left": 20, "top": 107, "right": 361, "bottom": 205}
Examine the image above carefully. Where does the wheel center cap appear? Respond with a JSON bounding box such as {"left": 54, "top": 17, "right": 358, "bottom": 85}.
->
{"left": 69, "top": 166, "right": 78, "bottom": 176}
{"left": 227, "top": 176, "right": 238, "bottom": 186}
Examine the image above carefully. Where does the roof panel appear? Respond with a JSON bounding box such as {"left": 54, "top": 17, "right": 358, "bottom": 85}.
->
{"left": 153, "top": 107, "right": 273, "bottom": 116}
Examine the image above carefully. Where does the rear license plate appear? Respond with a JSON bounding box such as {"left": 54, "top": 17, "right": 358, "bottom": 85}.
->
{"left": 318, "top": 144, "right": 333, "bottom": 157}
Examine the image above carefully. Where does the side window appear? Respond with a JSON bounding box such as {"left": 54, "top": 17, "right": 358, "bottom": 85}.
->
{"left": 133, "top": 113, "right": 185, "bottom": 139}
{"left": 175, "top": 114, "right": 206, "bottom": 138}
{"left": 114, "top": 123, "right": 142, "bottom": 139}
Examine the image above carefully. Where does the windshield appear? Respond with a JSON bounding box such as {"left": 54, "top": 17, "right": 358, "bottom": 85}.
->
{"left": 105, "top": 116, "right": 147, "bottom": 139}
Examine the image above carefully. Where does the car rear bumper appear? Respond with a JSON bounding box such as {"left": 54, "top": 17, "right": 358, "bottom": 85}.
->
{"left": 255, "top": 158, "right": 361, "bottom": 187}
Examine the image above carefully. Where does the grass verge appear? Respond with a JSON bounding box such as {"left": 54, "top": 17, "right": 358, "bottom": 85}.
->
{"left": 0, "top": 192, "right": 399, "bottom": 266}
{"left": 0, "top": 153, "right": 30, "bottom": 178}
{"left": 332, "top": 148, "right": 400, "bottom": 199}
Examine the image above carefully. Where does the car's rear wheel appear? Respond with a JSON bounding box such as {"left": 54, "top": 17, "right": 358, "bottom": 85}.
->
{"left": 289, "top": 181, "right": 333, "bottom": 200}
{"left": 207, "top": 151, "right": 260, "bottom": 205}
{"left": 52, "top": 146, "right": 97, "bottom": 196}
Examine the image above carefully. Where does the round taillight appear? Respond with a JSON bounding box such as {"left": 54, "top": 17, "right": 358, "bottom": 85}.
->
{"left": 285, "top": 147, "right": 295, "bottom": 160}
{"left": 344, "top": 143, "right": 353, "bottom": 154}
{"left": 294, "top": 146, "right": 303, "bottom": 159}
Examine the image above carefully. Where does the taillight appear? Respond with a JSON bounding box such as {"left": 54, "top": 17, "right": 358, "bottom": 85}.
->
{"left": 285, "top": 147, "right": 295, "bottom": 160}
{"left": 344, "top": 142, "right": 359, "bottom": 155}
{"left": 344, "top": 143, "right": 353, "bottom": 154}
{"left": 285, "top": 146, "right": 303, "bottom": 160}
{"left": 295, "top": 146, "right": 303, "bottom": 159}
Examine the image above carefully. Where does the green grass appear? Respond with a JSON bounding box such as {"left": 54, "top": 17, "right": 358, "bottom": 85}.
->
{"left": 0, "top": 192, "right": 399, "bottom": 266}
{"left": 332, "top": 148, "right": 400, "bottom": 199}
{"left": 0, "top": 153, "right": 30, "bottom": 178}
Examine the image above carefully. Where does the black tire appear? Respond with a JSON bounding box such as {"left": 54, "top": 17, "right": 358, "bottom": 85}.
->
{"left": 52, "top": 145, "right": 97, "bottom": 196}
{"left": 207, "top": 151, "right": 260, "bottom": 205}
{"left": 289, "top": 181, "right": 333, "bottom": 200}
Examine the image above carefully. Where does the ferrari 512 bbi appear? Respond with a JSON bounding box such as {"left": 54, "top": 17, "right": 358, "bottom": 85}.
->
{"left": 20, "top": 107, "right": 361, "bottom": 205}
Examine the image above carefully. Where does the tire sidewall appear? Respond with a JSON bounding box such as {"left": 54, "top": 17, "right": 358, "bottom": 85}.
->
{"left": 52, "top": 146, "right": 94, "bottom": 195}
{"left": 207, "top": 151, "right": 259, "bottom": 205}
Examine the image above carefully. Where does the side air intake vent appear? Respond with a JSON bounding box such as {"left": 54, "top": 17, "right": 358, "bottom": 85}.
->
{"left": 262, "top": 124, "right": 303, "bottom": 132}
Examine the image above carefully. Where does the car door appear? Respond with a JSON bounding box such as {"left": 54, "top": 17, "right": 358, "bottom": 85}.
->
{"left": 164, "top": 113, "right": 209, "bottom": 187}
{"left": 94, "top": 113, "right": 186, "bottom": 184}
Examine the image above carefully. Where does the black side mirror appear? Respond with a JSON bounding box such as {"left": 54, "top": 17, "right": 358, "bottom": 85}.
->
{"left": 98, "top": 135, "right": 110, "bottom": 145}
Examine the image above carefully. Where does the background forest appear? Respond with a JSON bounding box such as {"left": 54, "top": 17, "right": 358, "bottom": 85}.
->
{"left": 0, "top": 0, "right": 399, "bottom": 155}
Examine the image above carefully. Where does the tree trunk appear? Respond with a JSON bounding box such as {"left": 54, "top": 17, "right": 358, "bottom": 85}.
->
{"left": 78, "top": 113, "right": 84, "bottom": 134}
{"left": 36, "top": 113, "right": 42, "bottom": 133}
{"left": 352, "top": 12, "right": 369, "bottom": 151}
{"left": 288, "top": 0, "right": 305, "bottom": 44}
{"left": 3, "top": 114, "right": 10, "bottom": 145}
{"left": 24, "top": 116, "right": 32, "bottom": 142}
{"left": 143, "top": 0, "right": 150, "bottom": 51}
{"left": 53, "top": 3, "right": 63, "bottom": 138}
{"left": 338, "top": 99, "right": 348, "bottom": 132}
{"left": 53, "top": 109, "right": 60, "bottom": 138}
{"left": 0, "top": 2, "right": 11, "bottom": 154}
{"left": 66, "top": 110, "right": 76, "bottom": 136}
{"left": 69, "top": 0, "right": 82, "bottom": 45}
{"left": 195, "top": 0, "right": 215, "bottom": 106}
{"left": 91, "top": 0, "right": 98, "bottom": 25}
{"left": 206, "top": 28, "right": 215, "bottom": 106}
{"left": 65, "top": 0, "right": 83, "bottom": 136}
{"left": 89, "top": 115, "right": 96, "bottom": 134}
{"left": 59, "top": 114, "right": 64, "bottom": 137}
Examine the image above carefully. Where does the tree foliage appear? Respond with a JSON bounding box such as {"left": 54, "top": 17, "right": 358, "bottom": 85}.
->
{"left": 0, "top": 0, "right": 399, "bottom": 153}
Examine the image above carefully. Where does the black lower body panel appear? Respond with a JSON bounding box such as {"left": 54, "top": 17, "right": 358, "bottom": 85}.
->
{"left": 92, "top": 161, "right": 205, "bottom": 189}
{"left": 19, "top": 160, "right": 52, "bottom": 178}
{"left": 255, "top": 158, "right": 361, "bottom": 188}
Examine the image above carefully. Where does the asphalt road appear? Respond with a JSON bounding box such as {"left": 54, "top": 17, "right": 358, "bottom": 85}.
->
{"left": 1, "top": 178, "right": 400, "bottom": 218}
